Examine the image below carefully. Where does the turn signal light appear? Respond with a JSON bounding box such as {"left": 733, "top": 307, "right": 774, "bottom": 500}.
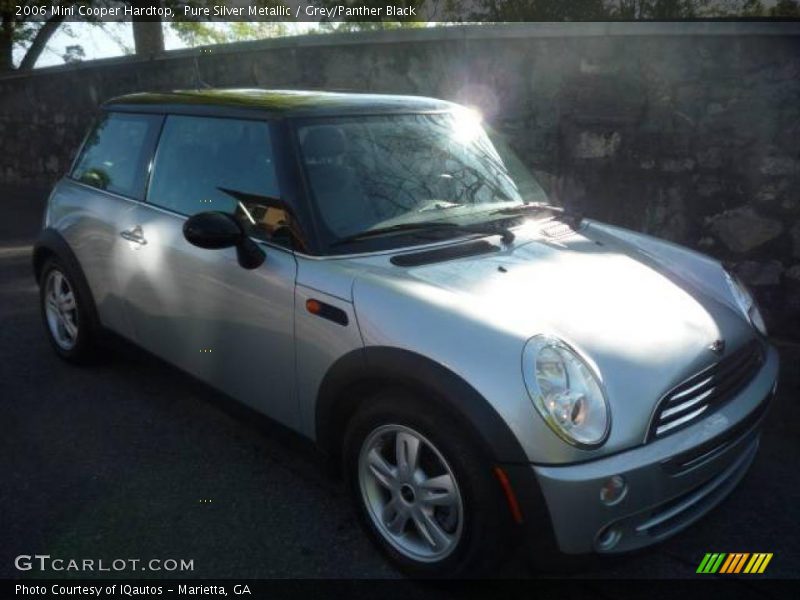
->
{"left": 306, "top": 299, "right": 322, "bottom": 314}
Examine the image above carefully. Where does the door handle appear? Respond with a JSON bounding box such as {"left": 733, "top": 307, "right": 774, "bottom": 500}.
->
{"left": 120, "top": 226, "right": 147, "bottom": 245}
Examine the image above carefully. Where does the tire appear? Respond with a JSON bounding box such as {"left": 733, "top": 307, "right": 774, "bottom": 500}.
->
{"left": 343, "top": 389, "right": 516, "bottom": 578}
{"left": 39, "top": 256, "right": 100, "bottom": 364}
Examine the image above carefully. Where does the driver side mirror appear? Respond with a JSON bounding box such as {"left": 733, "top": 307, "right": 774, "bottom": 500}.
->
{"left": 183, "top": 211, "right": 266, "bottom": 270}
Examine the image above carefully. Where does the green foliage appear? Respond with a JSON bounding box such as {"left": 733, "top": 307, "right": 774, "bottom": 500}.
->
{"left": 62, "top": 43, "right": 85, "bottom": 63}
{"left": 171, "top": 21, "right": 289, "bottom": 47}
{"left": 609, "top": 0, "right": 705, "bottom": 18}
{"left": 2, "top": 0, "right": 798, "bottom": 73}
{"left": 442, "top": 0, "right": 786, "bottom": 20}
{"left": 740, "top": 0, "right": 766, "bottom": 17}
{"left": 317, "top": 21, "right": 427, "bottom": 33}
{"left": 459, "top": 0, "right": 610, "bottom": 21}
{"left": 169, "top": 1, "right": 289, "bottom": 46}
{"left": 314, "top": 0, "right": 426, "bottom": 29}
{"left": 0, "top": 0, "right": 110, "bottom": 70}
{"left": 769, "top": 0, "right": 800, "bottom": 16}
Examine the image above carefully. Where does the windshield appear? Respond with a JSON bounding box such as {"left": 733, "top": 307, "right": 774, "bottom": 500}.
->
{"left": 295, "top": 110, "right": 549, "bottom": 251}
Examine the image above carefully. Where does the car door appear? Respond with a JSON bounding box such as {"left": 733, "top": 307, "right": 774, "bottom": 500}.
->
{"left": 118, "top": 114, "right": 300, "bottom": 430}
{"left": 64, "top": 111, "right": 163, "bottom": 340}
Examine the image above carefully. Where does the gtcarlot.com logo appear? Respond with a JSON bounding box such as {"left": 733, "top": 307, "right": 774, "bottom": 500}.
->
{"left": 696, "top": 552, "right": 773, "bottom": 574}
{"left": 14, "top": 554, "right": 194, "bottom": 573}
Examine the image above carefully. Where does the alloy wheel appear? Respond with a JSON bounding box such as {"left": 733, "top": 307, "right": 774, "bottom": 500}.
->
{"left": 44, "top": 269, "right": 79, "bottom": 350}
{"left": 358, "top": 424, "right": 464, "bottom": 563}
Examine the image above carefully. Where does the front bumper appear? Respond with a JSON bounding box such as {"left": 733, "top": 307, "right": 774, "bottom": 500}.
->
{"left": 530, "top": 344, "right": 779, "bottom": 554}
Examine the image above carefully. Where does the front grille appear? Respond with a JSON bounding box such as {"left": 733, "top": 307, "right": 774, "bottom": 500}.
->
{"left": 648, "top": 340, "right": 764, "bottom": 440}
{"left": 661, "top": 391, "right": 771, "bottom": 475}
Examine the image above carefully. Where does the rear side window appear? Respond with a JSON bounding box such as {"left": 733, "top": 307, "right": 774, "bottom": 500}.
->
{"left": 147, "top": 116, "right": 284, "bottom": 241}
{"left": 72, "top": 112, "right": 161, "bottom": 199}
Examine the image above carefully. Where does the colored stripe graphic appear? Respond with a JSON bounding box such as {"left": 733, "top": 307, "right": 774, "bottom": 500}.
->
{"left": 733, "top": 553, "right": 750, "bottom": 573}
{"left": 745, "top": 554, "right": 761, "bottom": 573}
{"left": 697, "top": 553, "right": 727, "bottom": 573}
{"left": 697, "top": 553, "right": 713, "bottom": 573}
{"left": 720, "top": 553, "right": 744, "bottom": 573}
{"left": 719, "top": 554, "right": 736, "bottom": 573}
{"left": 698, "top": 552, "right": 772, "bottom": 574}
{"left": 744, "top": 553, "right": 774, "bottom": 574}
{"left": 758, "top": 554, "right": 773, "bottom": 573}
{"left": 710, "top": 553, "right": 726, "bottom": 573}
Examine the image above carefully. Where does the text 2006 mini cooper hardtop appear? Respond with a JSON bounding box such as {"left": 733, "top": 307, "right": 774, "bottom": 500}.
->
{"left": 35, "top": 90, "right": 778, "bottom": 577}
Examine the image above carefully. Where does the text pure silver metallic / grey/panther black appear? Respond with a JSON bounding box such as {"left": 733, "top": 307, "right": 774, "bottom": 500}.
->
{"left": 34, "top": 89, "right": 779, "bottom": 577}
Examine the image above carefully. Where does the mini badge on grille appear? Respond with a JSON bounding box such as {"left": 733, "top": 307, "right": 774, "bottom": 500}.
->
{"left": 709, "top": 339, "right": 726, "bottom": 355}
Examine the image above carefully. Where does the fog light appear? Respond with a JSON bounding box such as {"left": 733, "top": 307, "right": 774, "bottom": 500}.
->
{"left": 596, "top": 525, "right": 622, "bottom": 551}
{"left": 599, "top": 475, "right": 627, "bottom": 506}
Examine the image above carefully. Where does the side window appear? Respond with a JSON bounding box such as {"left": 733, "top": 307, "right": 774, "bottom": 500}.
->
{"left": 148, "top": 116, "right": 284, "bottom": 241}
{"left": 72, "top": 112, "right": 160, "bottom": 199}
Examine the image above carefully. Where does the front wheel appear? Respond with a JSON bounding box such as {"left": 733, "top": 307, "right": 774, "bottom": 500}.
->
{"left": 343, "top": 391, "right": 516, "bottom": 577}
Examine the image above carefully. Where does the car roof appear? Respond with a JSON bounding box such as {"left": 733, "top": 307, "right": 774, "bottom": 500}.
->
{"left": 103, "top": 88, "right": 459, "bottom": 118}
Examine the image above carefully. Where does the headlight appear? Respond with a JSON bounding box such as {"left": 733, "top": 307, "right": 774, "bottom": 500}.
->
{"left": 723, "top": 270, "right": 767, "bottom": 336}
{"left": 522, "top": 336, "right": 610, "bottom": 447}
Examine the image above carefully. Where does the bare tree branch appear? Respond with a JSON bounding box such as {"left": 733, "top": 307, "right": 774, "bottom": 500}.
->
{"left": 17, "top": 14, "right": 64, "bottom": 70}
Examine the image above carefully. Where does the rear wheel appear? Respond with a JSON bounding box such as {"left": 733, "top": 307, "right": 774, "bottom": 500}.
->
{"left": 39, "top": 257, "right": 99, "bottom": 363}
{"left": 344, "top": 390, "right": 515, "bottom": 577}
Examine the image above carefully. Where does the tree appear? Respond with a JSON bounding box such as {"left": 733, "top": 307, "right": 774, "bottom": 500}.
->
{"left": 62, "top": 43, "right": 85, "bottom": 63}
{"left": 171, "top": 21, "right": 288, "bottom": 47}
{"left": 453, "top": 0, "right": 773, "bottom": 20}
{"left": 3, "top": 0, "right": 795, "bottom": 73}
{"left": 607, "top": 0, "right": 770, "bottom": 18}
{"left": 316, "top": 21, "right": 427, "bottom": 33}
{"left": 1, "top": 0, "right": 199, "bottom": 71}
{"left": 740, "top": 0, "right": 765, "bottom": 17}
{"left": 770, "top": 0, "right": 800, "bottom": 16}
{"left": 131, "top": 0, "right": 165, "bottom": 55}
{"left": 314, "top": 0, "right": 426, "bottom": 30}
{"left": 458, "top": 0, "right": 610, "bottom": 21}
{"left": 0, "top": 0, "right": 69, "bottom": 71}
{"left": 0, "top": 0, "right": 122, "bottom": 71}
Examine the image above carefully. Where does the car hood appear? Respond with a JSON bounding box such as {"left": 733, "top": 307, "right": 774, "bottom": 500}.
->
{"left": 395, "top": 223, "right": 751, "bottom": 364}
{"left": 345, "top": 218, "right": 756, "bottom": 458}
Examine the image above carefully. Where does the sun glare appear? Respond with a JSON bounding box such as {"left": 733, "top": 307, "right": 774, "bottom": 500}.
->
{"left": 451, "top": 107, "right": 484, "bottom": 144}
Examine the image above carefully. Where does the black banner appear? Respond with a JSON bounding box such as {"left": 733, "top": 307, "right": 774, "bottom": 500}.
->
{"left": 5, "top": 578, "right": 800, "bottom": 600}
{"left": 6, "top": 0, "right": 800, "bottom": 23}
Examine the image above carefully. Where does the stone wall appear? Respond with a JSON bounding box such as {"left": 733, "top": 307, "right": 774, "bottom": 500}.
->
{"left": 1, "top": 23, "right": 799, "bottom": 337}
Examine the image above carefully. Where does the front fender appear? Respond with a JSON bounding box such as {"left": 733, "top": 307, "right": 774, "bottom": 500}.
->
{"left": 315, "top": 346, "right": 529, "bottom": 465}
{"left": 315, "top": 345, "right": 558, "bottom": 546}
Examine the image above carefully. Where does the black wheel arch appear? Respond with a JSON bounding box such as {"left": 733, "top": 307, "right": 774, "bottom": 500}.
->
{"left": 33, "top": 228, "right": 74, "bottom": 281}
{"left": 317, "top": 346, "right": 560, "bottom": 549}
{"left": 315, "top": 346, "right": 530, "bottom": 465}
{"left": 33, "top": 227, "right": 101, "bottom": 333}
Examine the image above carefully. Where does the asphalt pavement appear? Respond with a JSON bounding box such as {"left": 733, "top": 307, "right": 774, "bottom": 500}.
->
{"left": 1, "top": 185, "right": 798, "bottom": 580}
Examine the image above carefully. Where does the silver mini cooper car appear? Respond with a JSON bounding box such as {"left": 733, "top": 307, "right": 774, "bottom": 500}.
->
{"left": 35, "top": 89, "right": 778, "bottom": 577}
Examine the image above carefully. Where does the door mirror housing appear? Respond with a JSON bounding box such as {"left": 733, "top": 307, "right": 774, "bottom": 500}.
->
{"left": 183, "top": 211, "right": 243, "bottom": 249}
{"left": 183, "top": 211, "right": 265, "bottom": 270}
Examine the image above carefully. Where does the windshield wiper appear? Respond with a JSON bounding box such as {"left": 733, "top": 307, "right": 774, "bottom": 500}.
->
{"left": 330, "top": 220, "right": 514, "bottom": 247}
{"left": 492, "top": 203, "right": 584, "bottom": 227}
{"left": 417, "top": 201, "right": 464, "bottom": 213}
